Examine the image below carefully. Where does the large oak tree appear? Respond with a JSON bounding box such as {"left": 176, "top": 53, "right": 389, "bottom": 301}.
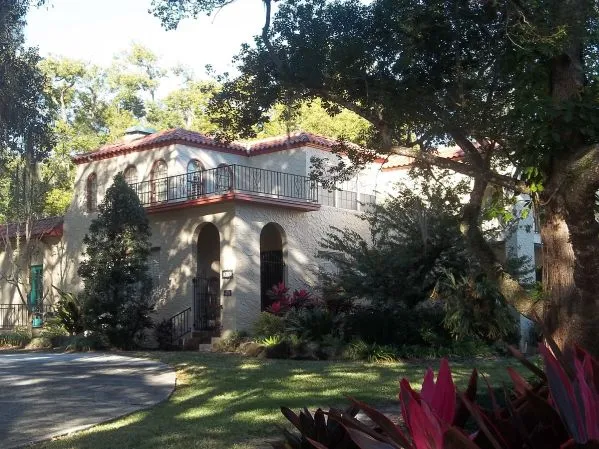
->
{"left": 151, "top": 0, "right": 599, "bottom": 354}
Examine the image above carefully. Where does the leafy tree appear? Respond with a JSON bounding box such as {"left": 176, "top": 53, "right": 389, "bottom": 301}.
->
{"left": 78, "top": 174, "right": 154, "bottom": 348}
{"left": 319, "top": 174, "right": 516, "bottom": 343}
{"left": 147, "top": 80, "right": 220, "bottom": 133}
{"left": 257, "top": 99, "right": 373, "bottom": 146}
{"left": 151, "top": 0, "right": 599, "bottom": 354}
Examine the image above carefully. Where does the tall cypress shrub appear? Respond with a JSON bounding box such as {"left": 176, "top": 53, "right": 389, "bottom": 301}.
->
{"left": 78, "top": 174, "right": 154, "bottom": 348}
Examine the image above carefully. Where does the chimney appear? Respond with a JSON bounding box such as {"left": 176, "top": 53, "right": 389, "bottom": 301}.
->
{"left": 122, "top": 126, "right": 156, "bottom": 143}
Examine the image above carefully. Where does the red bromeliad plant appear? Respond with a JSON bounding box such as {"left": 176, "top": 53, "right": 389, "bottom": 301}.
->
{"left": 277, "top": 341, "right": 599, "bottom": 449}
{"left": 267, "top": 282, "right": 321, "bottom": 316}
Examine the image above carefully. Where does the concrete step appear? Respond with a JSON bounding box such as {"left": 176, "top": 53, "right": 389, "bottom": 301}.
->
{"left": 198, "top": 343, "right": 212, "bottom": 352}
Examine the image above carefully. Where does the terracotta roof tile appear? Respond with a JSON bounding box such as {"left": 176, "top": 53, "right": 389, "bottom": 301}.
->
{"left": 72, "top": 128, "right": 464, "bottom": 169}
{"left": 246, "top": 131, "right": 361, "bottom": 153}
{"left": 72, "top": 128, "right": 247, "bottom": 164}
{"left": 0, "top": 216, "right": 64, "bottom": 240}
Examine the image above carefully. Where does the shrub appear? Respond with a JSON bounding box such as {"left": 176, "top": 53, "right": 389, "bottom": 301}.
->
{"left": 285, "top": 307, "right": 335, "bottom": 342}
{"left": 436, "top": 271, "right": 518, "bottom": 342}
{"left": 0, "top": 327, "right": 31, "bottom": 348}
{"left": 53, "top": 287, "right": 85, "bottom": 335}
{"left": 79, "top": 174, "right": 155, "bottom": 349}
{"left": 40, "top": 317, "right": 69, "bottom": 346}
{"left": 253, "top": 312, "right": 285, "bottom": 338}
{"left": 25, "top": 336, "right": 53, "bottom": 349}
{"left": 343, "top": 305, "right": 452, "bottom": 348}
{"left": 154, "top": 319, "right": 175, "bottom": 350}
{"left": 213, "top": 331, "right": 250, "bottom": 353}
{"left": 64, "top": 333, "right": 108, "bottom": 351}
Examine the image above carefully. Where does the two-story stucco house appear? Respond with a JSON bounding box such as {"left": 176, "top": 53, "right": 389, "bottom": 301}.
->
{"left": 0, "top": 126, "right": 539, "bottom": 348}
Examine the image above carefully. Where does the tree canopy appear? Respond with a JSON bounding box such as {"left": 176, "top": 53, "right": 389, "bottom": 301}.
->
{"left": 150, "top": 0, "right": 599, "bottom": 354}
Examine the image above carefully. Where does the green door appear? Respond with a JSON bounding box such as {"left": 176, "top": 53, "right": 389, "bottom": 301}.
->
{"left": 29, "top": 265, "right": 43, "bottom": 327}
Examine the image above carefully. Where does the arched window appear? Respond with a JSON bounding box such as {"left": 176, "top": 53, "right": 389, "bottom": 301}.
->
{"left": 187, "top": 159, "right": 204, "bottom": 199}
{"left": 86, "top": 173, "right": 97, "bottom": 212}
{"left": 123, "top": 165, "right": 138, "bottom": 185}
{"left": 150, "top": 160, "right": 168, "bottom": 203}
{"left": 215, "top": 164, "right": 232, "bottom": 193}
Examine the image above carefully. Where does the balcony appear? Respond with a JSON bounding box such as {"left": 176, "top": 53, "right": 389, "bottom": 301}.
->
{"left": 129, "top": 164, "right": 320, "bottom": 212}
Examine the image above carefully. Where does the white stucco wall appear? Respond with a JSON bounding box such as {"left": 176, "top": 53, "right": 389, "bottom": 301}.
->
{"left": 231, "top": 202, "right": 370, "bottom": 332}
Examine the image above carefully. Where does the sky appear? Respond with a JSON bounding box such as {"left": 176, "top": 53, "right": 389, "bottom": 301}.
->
{"left": 25, "top": 0, "right": 267, "bottom": 83}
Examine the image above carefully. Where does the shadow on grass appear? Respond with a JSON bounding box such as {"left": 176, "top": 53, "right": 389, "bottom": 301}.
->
{"left": 33, "top": 352, "right": 525, "bottom": 449}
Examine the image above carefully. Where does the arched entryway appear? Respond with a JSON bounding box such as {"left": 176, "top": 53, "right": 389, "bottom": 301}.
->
{"left": 194, "top": 223, "right": 221, "bottom": 333}
{"left": 260, "top": 223, "right": 286, "bottom": 311}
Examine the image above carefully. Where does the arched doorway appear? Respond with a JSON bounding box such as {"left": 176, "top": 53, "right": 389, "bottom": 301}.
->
{"left": 195, "top": 223, "right": 221, "bottom": 333}
{"left": 260, "top": 223, "right": 286, "bottom": 311}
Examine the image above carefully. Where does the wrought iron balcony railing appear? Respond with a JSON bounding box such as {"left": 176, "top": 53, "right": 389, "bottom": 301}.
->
{"left": 129, "top": 164, "right": 319, "bottom": 207}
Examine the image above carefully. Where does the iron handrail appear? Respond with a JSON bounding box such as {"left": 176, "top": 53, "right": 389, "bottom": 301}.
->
{"left": 168, "top": 307, "right": 192, "bottom": 345}
{"left": 128, "top": 164, "right": 319, "bottom": 207}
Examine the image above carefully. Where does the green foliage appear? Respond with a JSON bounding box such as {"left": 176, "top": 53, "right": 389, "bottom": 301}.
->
{"left": 0, "top": 327, "right": 31, "bottom": 348}
{"left": 437, "top": 272, "right": 518, "bottom": 342}
{"left": 212, "top": 331, "right": 249, "bottom": 352}
{"left": 40, "top": 317, "right": 69, "bottom": 346}
{"left": 64, "top": 333, "right": 108, "bottom": 351}
{"left": 284, "top": 307, "right": 335, "bottom": 342}
{"left": 53, "top": 286, "right": 85, "bottom": 336}
{"left": 252, "top": 311, "right": 286, "bottom": 338}
{"left": 258, "top": 335, "right": 283, "bottom": 347}
{"left": 78, "top": 174, "right": 154, "bottom": 349}
{"left": 256, "top": 99, "right": 373, "bottom": 147}
{"left": 343, "top": 305, "right": 451, "bottom": 348}
{"left": 154, "top": 319, "right": 175, "bottom": 350}
{"left": 320, "top": 179, "right": 470, "bottom": 309}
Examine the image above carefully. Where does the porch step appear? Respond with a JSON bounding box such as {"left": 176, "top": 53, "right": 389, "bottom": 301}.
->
{"left": 198, "top": 343, "right": 213, "bottom": 352}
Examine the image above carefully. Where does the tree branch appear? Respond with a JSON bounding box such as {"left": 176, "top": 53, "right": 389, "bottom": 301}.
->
{"left": 460, "top": 176, "right": 540, "bottom": 318}
{"left": 389, "top": 146, "right": 530, "bottom": 193}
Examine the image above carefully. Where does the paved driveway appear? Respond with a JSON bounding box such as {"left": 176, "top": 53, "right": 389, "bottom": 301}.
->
{"left": 0, "top": 352, "right": 176, "bottom": 448}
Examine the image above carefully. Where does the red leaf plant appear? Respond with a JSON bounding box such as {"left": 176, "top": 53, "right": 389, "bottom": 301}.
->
{"left": 276, "top": 342, "right": 599, "bottom": 449}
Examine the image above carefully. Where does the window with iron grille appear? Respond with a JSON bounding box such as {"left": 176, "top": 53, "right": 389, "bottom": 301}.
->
{"left": 150, "top": 160, "right": 168, "bottom": 203}
{"left": 86, "top": 173, "right": 97, "bottom": 212}
{"left": 149, "top": 247, "right": 161, "bottom": 285}
{"left": 187, "top": 159, "right": 204, "bottom": 198}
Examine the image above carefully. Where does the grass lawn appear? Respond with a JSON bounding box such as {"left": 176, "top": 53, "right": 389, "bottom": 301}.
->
{"left": 32, "top": 352, "right": 527, "bottom": 449}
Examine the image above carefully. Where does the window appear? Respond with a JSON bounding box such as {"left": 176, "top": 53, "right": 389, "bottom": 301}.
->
{"left": 338, "top": 190, "right": 358, "bottom": 210}
{"left": 215, "top": 164, "right": 232, "bottom": 192}
{"left": 123, "top": 165, "right": 138, "bottom": 185}
{"left": 359, "top": 193, "right": 376, "bottom": 212}
{"left": 86, "top": 173, "right": 97, "bottom": 212}
{"left": 187, "top": 159, "right": 204, "bottom": 198}
{"left": 318, "top": 184, "right": 336, "bottom": 207}
{"left": 150, "top": 160, "right": 168, "bottom": 203}
{"left": 148, "top": 247, "right": 161, "bottom": 285}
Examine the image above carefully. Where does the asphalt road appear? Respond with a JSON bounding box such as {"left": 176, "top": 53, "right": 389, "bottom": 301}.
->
{"left": 0, "top": 352, "right": 176, "bottom": 448}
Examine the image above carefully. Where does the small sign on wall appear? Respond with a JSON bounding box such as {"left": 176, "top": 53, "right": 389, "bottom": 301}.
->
{"left": 223, "top": 290, "right": 232, "bottom": 297}
{"left": 222, "top": 270, "right": 233, "bottom": 279}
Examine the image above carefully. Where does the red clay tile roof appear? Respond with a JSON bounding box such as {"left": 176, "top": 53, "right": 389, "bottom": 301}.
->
{"left": 72, "top": 128, "right": 464, "bottom": 169}
{"left": 382, "top": 147, "right": 465, "bottom": 170}
{"left": 72, "top": 129, "right": 370, "bottom": 164}
{"left": 72, "top": 128, "right": 247, "bottom": 164}
{"left": 0, "top": 216, "right": 64, "bottom": 240}
{"left": 245, "top": 131, "right": 362, "bottom": 154}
